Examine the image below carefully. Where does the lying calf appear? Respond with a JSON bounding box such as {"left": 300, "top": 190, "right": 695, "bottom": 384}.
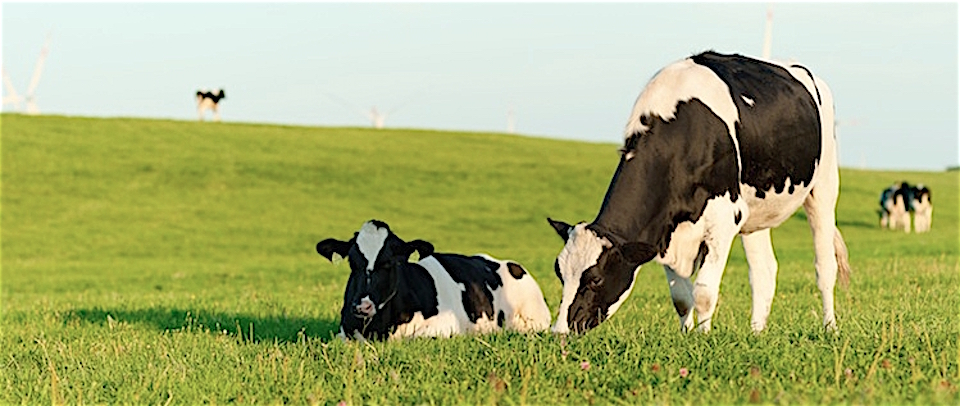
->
{"left": 316, "top": 220, "right": 552, "bottom": 340}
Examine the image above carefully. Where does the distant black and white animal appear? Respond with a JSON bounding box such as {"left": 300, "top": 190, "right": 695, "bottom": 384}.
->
{"left": 196, "top": 89, "right": 226, "bottom": 122}
{"left": 316, "top": 220, "right": 552, "bottom": 340}
{"left": 910, "top": 184, "right": 932, "bottom": 233}
{"left": 879, "top": 182, "right": 912, "bottom": 232}
{"left": 547, "top": 51, "right": 850, "bottom": 335}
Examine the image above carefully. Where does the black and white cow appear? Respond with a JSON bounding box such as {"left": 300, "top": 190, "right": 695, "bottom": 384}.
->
{"left": 196, "top": 89, "right": 226, "bottom": 122}
{"left": 910, "top": 184, "right": 932, "bottom": 233}
{"left": 879, "top": 182, "right": 912, "bottom": 232}
{"left": 316, "top": 220, "right": 552, "bottom": 340}
{"left": 547, "top": 51, "right": 851, "bottom": 335}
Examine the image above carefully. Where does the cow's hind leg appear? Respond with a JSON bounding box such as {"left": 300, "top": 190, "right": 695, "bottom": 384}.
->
{"left": 742, "top": 228, "right": 778, "bottom": 333}
{"left": 803, "top": 180, "right": 847, "bottom": 331}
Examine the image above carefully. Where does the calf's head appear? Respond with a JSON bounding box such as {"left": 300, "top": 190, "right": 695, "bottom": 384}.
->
{"left": 547, "top": 218, "right": 656, "bottom": 334}
{"left": 316, "top": 220, "right": 433, "bottom": 323}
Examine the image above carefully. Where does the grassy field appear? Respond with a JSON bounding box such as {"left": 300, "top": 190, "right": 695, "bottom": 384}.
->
{"left": 1, "top": 114, "right": 957, "bottom": 404}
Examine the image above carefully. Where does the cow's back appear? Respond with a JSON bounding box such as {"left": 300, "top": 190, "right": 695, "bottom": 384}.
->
{"left": 691, "top": 52, "right": 822, "bottom": 198}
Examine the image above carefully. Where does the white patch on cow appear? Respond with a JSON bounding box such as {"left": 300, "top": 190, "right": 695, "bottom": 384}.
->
{"left": 623, "top": 57, "right": 742, "bottom": 172}
{"left": 656, "top": 220, "right": 707, "bottom": 279}
{"left": 913, "top": 185, "right": 933, "bottom": 233}
{"left": 399, "top": 255, "right": 473, "bottom": 336}
{"left": 552, "top": 223, "right": 609, "bottom": 334}
{"left": 741, "top": 95, "right": 755, "bottom": 106}
{"left": 784, "top": 65, "right": 822, "bottom": 107}
{"left": 356, "top": 221, "right": 389, "bottom": 271}
{"left": 391, "top": 311, "right": 459, "bottom": 339}
{"left": 738, "top": 175, "right": 815, "bottom": 234}
{"left": 477, "top": 254, "right": 552, "bottom": 333}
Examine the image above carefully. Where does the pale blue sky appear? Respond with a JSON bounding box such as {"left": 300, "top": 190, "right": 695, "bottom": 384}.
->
{"left": 2, "top": 2, "right": 957, "bottom": 170}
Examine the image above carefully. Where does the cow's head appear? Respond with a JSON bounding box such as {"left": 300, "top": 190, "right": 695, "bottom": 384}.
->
{"left": 547, "top": 218, "right": 656, "bottom": 334}
{"left": 316, "top": 220, "right": 433, "bottom": 335}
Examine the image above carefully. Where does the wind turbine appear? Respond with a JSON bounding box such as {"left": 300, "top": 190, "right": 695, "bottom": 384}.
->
{"left": 24, "top": 33, "right": 53, "bottom": 115}
{"left": 762, "top": 6, "right": 773, "bottom": 59}
{"left": 2, "top": 66, "right": 23, "bottom": 112}
{"left": 367, "top": 106, "right": 398, "bottom": 129}
{"left": 322, "top": 92, "right": 399, "bottom": 129}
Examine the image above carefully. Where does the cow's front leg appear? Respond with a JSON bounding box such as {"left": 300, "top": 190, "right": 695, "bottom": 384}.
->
{"left": 664, "top": 265, "right": 695, "bottom": 332}
{"left": 691, "top": 232, "right": 737, "bottom": 333}
{"left": 742, "top": 228, "right": 779, "bottom": 333}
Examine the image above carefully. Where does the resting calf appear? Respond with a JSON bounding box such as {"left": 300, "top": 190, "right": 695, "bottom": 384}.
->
{"left": 316, "top": 220, "right": 552, "bottom": 340}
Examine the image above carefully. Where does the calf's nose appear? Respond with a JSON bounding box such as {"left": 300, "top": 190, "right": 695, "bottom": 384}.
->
{"left": 353, "top": 296, "right": 377, "bottom": 318}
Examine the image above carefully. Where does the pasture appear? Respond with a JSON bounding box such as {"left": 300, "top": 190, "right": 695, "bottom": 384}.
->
{"left": 1, "top": 114, "right": 957, "bottom": 404}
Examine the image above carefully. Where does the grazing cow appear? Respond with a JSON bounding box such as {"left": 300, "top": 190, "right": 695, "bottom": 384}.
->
{"left": 316, "top": 220, "right": 552, "bottom": 340}
{"left": 880, "top": 182, "right": 912, "bottom": 232}
{"left": 911, "top": 184, "right": 932, "bottom": 233}
{"left": 196, "top": 89, "right": 226, "bottom": 122}
{"left": 547, "top": 51, "right": 850, "bottom": 335}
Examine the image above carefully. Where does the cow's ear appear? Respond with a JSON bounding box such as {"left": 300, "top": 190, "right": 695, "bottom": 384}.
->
{"left": 547, "top": 218, "right": 573, "bottom": 242}
{"left": 316, "top": 238, "right": 351, "bottom": 262}
{"left": 620, "top": 242, "right": 657, "bottom": 266}
{"left": 405, "top": 239, "right": 434, "bottom": 261}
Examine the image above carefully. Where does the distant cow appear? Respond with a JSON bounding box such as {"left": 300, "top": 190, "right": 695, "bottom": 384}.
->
{"left": 316, "top": 220, "right": 552, "bottom": 340}
{"left": 879, "top": 182, "right": 912, "bottom": 232}
{"left": 196, "top": 89, "right": 226, "bottom": 122}
{"left": 911, "top": 184, "right": 932, "bottom": 233}
{"left": 548, "top": 51, "right": 850, "bottom": 335}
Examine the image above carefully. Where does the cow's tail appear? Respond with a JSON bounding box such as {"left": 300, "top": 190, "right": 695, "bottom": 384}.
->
{"left": 834, "top": 227, "right": 851, "bottom": 289}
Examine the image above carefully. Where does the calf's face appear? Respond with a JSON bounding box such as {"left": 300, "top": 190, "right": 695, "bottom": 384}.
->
{"left": 316, "top": 221, "right": 433, "bottom": 324}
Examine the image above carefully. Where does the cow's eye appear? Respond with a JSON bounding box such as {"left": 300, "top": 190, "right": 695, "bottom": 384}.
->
{"left": 588, "top": 275, "right": 603, "bottom": 288}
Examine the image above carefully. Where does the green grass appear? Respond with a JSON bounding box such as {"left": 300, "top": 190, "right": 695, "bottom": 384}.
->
{"left": 2, "top": 114, "right": 957, "bottom": 404}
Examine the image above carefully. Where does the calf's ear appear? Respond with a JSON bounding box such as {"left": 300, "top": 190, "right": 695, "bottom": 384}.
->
{"left": 405, "top": 239, "right": 434, "bottom": 260}
{"left": 316, "top": 238, "right": 352, "bottom": 262}
{"left": 547, "top": 218, "right": 573, "bottom": 242}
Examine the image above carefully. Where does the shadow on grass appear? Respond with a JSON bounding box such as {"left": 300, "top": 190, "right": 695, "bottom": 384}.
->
{"left": 66, "top": 307, "right": 341, "bottom": 344}
{"left": 793, "top": 211, "right": 878, "bottom": 229}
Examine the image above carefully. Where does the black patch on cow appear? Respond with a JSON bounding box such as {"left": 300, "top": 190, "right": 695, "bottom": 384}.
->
{"left": 914, "top": 185, "right": 931, "bottom": 203}
{"left": 879, "top": 186, "right": 895, "bottom": 214}
{"left": 339, "top": 261, "right": 440, "bottom": 340}
{"left": 497, "top": 310, "right": 505, "bottom": 327}
{"left": 196, "top": 89, "right": 226, "bottom": 103}
{"left": 432, "top": 254, "right": 504, "bottom": 324}
{"left": 894, "top": 182, "right": 916, "bottom": 211}
{"left": 694, "top": 241, "right": 709, "bottom": 271}
{"left": 734, "top": 210, "right": 743, "bottom": 225}
{"left": 597, "top": 98, "right": 740, "bottom": 256}
{"left": 691, "top": 52, "right": 822, "bottom": 198}
{"left": 507, "top": 262, "right": 526, "bottom": 279}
